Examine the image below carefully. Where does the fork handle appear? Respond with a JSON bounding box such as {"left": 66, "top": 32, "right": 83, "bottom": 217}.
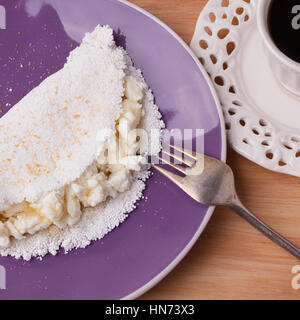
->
{"left": 229, "top": 200, "right": 300, "bottom": 260}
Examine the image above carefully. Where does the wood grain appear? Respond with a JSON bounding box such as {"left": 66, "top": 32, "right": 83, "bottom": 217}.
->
{"left": 128, "top": 0, "right": 300, "bottom": 300}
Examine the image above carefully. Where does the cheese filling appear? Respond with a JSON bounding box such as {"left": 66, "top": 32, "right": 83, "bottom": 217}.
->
{"left": 0, "top": 76, "right": 147, "bottom": 247}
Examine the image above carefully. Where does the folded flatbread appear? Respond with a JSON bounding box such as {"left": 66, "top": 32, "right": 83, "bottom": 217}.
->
{"left": 0, "top": 25, "right": 163, "bottom": 259}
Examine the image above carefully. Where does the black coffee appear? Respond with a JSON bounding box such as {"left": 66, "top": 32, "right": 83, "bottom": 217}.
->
{"left": 268, "top": 0, "right": 300, "bottom": 63}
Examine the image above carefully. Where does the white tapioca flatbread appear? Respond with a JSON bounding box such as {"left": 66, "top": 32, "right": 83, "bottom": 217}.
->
{"left": 0, "top": 25, "right": 164, "bottom": 260}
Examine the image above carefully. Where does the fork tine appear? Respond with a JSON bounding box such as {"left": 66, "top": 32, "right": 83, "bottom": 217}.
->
{"left": 152, "top": 164, "right": 184, "bottom": 186}
{"left": 158, "top": 156, "right": 187, "bottom": 175}
{"left": 170, "top": 144, "right": 198, "bottom": 160}
{"left": 162, "top": 150, "right": 194, "bottom": 168}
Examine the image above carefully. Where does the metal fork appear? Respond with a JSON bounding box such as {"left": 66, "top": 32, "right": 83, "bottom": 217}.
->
{"left": 153, "top": 145, "right": 300, "bottom": 260}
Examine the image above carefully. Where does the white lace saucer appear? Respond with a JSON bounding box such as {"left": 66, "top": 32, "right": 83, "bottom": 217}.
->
{"left": 191, "top": 0, "right": 300, "bottom": 177}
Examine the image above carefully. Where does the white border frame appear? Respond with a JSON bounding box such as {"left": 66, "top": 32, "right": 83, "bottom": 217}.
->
{"left": 118, "top": 0, "right": 227, "bottom": 300}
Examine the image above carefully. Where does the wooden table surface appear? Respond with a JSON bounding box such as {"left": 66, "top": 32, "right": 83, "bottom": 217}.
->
{"left": 128, "top": 0, "right": 300, "bottom": 300}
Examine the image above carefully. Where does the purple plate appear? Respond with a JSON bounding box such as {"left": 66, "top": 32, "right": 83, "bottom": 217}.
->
{"left": 0, "top": 0, "right": 226, "bottom": 300}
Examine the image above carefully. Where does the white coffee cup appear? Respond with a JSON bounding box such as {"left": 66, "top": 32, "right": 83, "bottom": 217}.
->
{"left": 257, "top": 0, "right": 300, "bottom": 96}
